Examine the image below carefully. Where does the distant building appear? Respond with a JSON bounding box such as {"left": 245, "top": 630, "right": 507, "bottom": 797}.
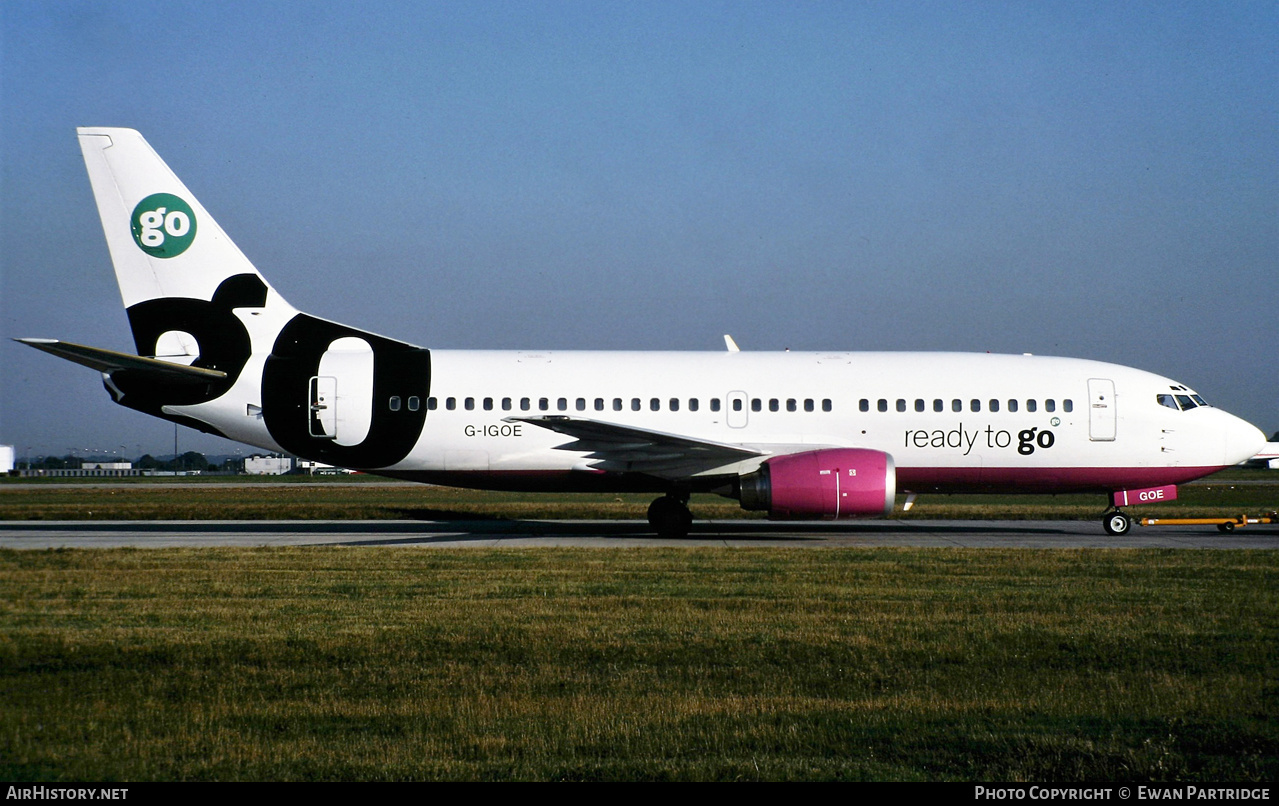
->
{"left": 244, "top": 455, "right": 293, "bottom": 475}
{"left": 296, "top": 460, "right": 356, "bottom": 474}
{"left": 0, "top": 446, "right": 13, "bottom": 474}
{"left": 24, "top": 462, "right": 141, "bottom": 477}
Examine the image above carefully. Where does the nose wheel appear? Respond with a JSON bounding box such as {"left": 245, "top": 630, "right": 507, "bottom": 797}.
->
{"left": 648, "top": 494, "right": 693, "bottom": 539}
{"left": 1102, "top": 510, "right": 1132, "bottom": 536}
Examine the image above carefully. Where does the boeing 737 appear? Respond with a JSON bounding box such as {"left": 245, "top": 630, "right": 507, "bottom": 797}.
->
{"left": 18, "top": 128, "right": 1268, "bottom": 537}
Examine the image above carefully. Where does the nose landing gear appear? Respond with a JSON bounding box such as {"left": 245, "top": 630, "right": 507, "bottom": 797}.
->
{"left": 1102, "top": 509, "right": 1132, "bottom": 536}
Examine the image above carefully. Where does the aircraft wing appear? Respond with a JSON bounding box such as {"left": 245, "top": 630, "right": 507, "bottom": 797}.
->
{"left": 506, "top": 415, "right": 764, "bottom": 478}
{"left": 15, "top": 339, "right": 227, "bottom": 384}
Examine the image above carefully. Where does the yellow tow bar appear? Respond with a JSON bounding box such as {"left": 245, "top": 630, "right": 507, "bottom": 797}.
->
{"left": 1139, "top": 512, "right": 1278, "bottom": 532}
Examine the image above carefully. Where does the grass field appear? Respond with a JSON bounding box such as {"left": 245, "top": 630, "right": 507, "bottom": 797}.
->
{"left": 1, "top": 470, "right": 1276, "bottom": 521}
{"left": 1, "top": 547, "right": 1275, "bottom": 781}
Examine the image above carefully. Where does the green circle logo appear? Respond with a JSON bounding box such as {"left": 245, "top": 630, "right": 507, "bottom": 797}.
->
{"left": 131, "top": 193, "right": 197, "bottom": 258}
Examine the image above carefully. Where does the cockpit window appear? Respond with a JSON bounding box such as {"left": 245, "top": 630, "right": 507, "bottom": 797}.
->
{"left": 1160, "top": 390, "right": 1212, "bottom": 411}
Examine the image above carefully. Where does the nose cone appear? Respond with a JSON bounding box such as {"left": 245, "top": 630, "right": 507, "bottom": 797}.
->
{"left": 1224, "top": 415, "right": 1267, "bottom": 466}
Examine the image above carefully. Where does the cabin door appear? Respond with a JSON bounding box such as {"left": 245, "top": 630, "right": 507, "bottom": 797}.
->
{"left": 1087, "top": 378, "right": 1116, "bottom": 441}
{"left": 308, "top": 376, "right": 337, "bottom": 439}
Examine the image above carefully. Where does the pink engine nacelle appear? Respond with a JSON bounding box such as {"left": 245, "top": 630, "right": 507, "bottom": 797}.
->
{"left": 739, "top": 448, "right": 896, "bottom": 520}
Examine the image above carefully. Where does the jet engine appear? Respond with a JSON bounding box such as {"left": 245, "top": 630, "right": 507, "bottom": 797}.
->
{"left": 739, "top": 448, "right": 896, "bottom": 519}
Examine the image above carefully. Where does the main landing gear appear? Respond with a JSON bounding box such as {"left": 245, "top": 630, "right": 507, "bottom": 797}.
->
{"left": 648, "top": 493, "right": 693, "bottom": 539}
{"left": 1102, "top": 509, "right": 1132, "bottom": 536}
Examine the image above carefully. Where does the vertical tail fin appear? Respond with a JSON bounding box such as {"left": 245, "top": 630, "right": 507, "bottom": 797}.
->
{"left": 77, "top": 127, "right": 297, "bottom": 359}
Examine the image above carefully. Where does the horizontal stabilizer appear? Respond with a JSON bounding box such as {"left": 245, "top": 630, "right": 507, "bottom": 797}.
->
{"left": 15, "top": 338, "right": 227, "bottom": 383}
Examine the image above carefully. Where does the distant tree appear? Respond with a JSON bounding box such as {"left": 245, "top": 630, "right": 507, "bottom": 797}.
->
{"left": 178, "top": 451, "right": 210, "bottom": 471}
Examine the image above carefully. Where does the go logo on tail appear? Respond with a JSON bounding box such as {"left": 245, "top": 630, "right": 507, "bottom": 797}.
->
{"left": 131, "top": 193, "right": 197, "bottom": 258}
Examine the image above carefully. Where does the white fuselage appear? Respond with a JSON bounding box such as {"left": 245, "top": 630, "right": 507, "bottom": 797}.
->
{"left": 194, "top": 348, "right": 1262, "bottom": 495}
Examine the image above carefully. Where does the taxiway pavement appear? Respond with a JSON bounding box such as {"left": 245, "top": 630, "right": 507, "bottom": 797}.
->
{"left": 2, "top": 519, "right": 1276, "bottom": 549}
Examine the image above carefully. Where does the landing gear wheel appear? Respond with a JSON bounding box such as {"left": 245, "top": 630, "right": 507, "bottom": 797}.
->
{"left": 1103, "top": 510, "right": 1132, "bottom": 536}
{"left": 1217, "top": 522, "right": 1235, "bottom": 533}
{"left": 647, "top": 495, "right": 693, "bottom": 539}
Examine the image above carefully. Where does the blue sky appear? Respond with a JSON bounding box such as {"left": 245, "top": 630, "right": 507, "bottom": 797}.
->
{"left": 2, "top": 1, "right": 1275, "bottom": 458}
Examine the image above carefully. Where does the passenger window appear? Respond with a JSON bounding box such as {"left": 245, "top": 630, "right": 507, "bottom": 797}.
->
{"left": 632, "top": 398, "right": 641, "bottom": 411}
{"left": 670, "top": 398, "right": 680, "bottom": 411}
{"left": 1026, "top": 400, "right": 1037, "bottom": 412}
{"left": 651, "top": 398, "right": 660, "bottom": 411}
{"left": 613, "top": 398, "right": 623, "bottom": 411}
{"left": 859, "top": 399, "right": 869, "bottom": 412}
{"left": 502, "top": 397, "right": 512, "bottom": 411}
{"left": 896, "top": 399, "right": 906, "bottom": 412}
{"left": 1045, "top": 399, "right": 1055, "bottom": 412}
{"left": 389, "top": 396, "right": 401, "bottom": 412}
{"left": 483, "top": 398, "right": 494, "bottom": 411}
{"left": 804, "top": 399, "right": 814, "bottom": 412}
{"left": 732, "top": 399, "right": 742, "bottom": 412}
{"left": 769, "top": 399, "right": 779, "bottom": 412}
{"left": 576, "top": 398, "right": 586, "bottom": 411}
{"left": 915, "top": 399, "right": 925, "bottom": 412}
{"left": 952, "top": 399, "right": 962, "bottom": 413}
{"left": 446, "top": 397, "right": 457, "bottom": 411}
{"left": 408, "top": 396, "right": 421, "bottom": 412}
{"left": 521, "top": 397, "right": 531, "bottom": 411}
{"left": 689, "top": 398, "right": 699, "bottom": 412}
{"left": 428, "top": 397, "right": 438, "bottom": 410}
{"left": 557, "top": 398, "right": 567, "bottom": 411}
{"left": 711, "top": 399, "right": 721, "bottom": 412}
{"left": 539, "top": 398, "right": 549, "bottom": 411}
{"left": 989, "top": 399, "right": 1000, "bottom": 412}
{"left": 971, "top": 399, "right": 980, "bottom": 412}
{"left": 1063, "top": 399, "right": 1073, "bottom": 412}
{"left": 595, "top": 398, "right": 605, "bottom": 411}
{"left": 877, "top": 399, "right": 888, "bottom": 412}
{"left": 751, "top": 398, "right": 762, "bottom": 412}
{"left": 822, "top": 399, "right": 832, "bottom": 412}
{"left": 465, "top": 397, "right": 475, "bottom": 411}
{"left": 934, "top": 399, "right": 944, "bottom": 413}
{"left": 787, "top": 399, "right": 797, "bottom": 412}
{"left": 1008, "top": 399, "right": 1018, "bottom": 412}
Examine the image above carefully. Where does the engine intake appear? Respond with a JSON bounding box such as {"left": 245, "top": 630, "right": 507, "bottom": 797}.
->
{"left": 740, "top": 448, "right": 896, "bottom": 520}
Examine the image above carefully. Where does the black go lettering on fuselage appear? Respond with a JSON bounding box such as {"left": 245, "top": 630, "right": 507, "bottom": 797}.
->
{"left": 1017, "top": 427, "right": 1055, "bottom": 455}
{"left": 110, "top": 274, "right": 269, "bottom": 435}
{"left": 115, "top": 273, "right": 431, "bottom": 468}
{"left": 261, "top": 314, "right": 431, "bottom": 468}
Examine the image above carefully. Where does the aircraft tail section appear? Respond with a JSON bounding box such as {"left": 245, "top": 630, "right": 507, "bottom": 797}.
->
{"left": 20, "top": 128, "right": 433, "bottom": 469}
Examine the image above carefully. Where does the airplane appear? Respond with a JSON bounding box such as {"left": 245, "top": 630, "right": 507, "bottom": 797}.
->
{"left": 1245, "top": 437, "right": 1279, "bottom": 470}
{"left": 17, "top": 128, "right": 1268, "bottom": 538}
